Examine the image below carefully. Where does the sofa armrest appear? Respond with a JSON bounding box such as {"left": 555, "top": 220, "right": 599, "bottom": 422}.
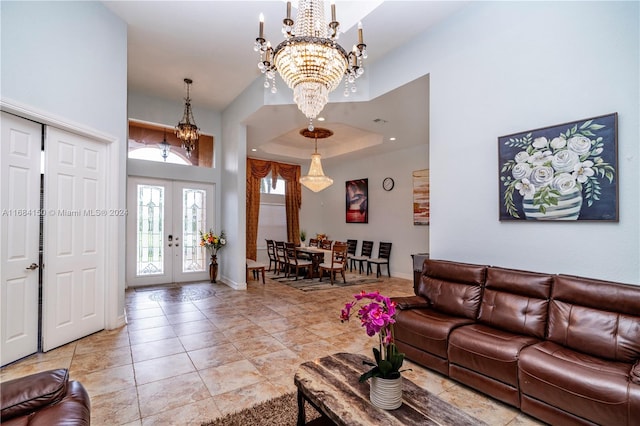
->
{"left": 393, "top": 295, "right": 430, "bottom": 310}
{"left": 632, "top": 360, "right": 640, "bottom": 385}
{"left": 1, "top": 369, "right": 69, "bottom": 421}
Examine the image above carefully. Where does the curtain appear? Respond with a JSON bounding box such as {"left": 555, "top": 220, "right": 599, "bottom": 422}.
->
{"left": 246, "top": 158, "right": 301, "bottom": 260}
{"left": 273, "top": 162, "right": 302, "bottom": 245}
{"left": 246, "top": 158, "right": 272, "bottom": 261}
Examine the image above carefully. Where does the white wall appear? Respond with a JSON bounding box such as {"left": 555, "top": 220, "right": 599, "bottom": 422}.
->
{"left": 300, "top": 144, "right": 429, "bottom": 279}
{"left": 374, "top": 1, "right": 639, "bottom": 284}
{"left": 1, "top": 1, "right": 129, "bottom": 316}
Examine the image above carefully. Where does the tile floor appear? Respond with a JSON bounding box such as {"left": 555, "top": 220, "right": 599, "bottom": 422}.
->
{"left": 0, "top": 274, "right": 543, "bottom": 425}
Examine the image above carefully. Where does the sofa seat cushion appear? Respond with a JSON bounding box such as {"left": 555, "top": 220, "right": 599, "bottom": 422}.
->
{"left": 449, "top": 324, "right": 539, "bottom": 386}
{"left": 395, "top": 308, "right": 475, "bottom": 358}
{"left": 519, "top": 340, "right": 634, "bottom": 426}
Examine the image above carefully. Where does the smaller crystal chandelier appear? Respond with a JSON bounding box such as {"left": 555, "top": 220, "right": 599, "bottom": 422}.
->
{"left": 158, "top": 129, "right": 170, "bottom": 162}
{"left": 175, "top": 78, "right": 200, "bottom": 158}
{"left": 299, "top": 127, "right": 334, "bottom": 192}
{"left": 255, "top": 0, "right": 368, "bottom": 131}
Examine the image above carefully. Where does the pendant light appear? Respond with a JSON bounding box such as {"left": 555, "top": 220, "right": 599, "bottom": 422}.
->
{"left": 299, "top": 127, "right": 334, "bottom": 192}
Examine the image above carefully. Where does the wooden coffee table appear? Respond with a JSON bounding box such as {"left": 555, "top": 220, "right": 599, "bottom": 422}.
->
{"left": 294, "top": 352, "right": 486, "bottom": 426}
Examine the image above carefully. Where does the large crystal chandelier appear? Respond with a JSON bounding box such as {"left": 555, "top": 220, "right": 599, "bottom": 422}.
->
{"left": 175, "top": 78, "right": 200, "bottom": 158}
{"left": 255, "top": 0, "right": 367, "bottom": 130}
{"left": 299, "top": 127, "right": 334, "bottom": 192}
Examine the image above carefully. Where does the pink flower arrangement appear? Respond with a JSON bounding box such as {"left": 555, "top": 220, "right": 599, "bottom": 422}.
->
{"left": 341, "top": 291, "right": 408, "bottom": 381}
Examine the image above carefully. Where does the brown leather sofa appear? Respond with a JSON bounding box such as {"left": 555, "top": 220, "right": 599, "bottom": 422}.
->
{"left": 393, "top": 259, "right": 640, "bottom": 426}
{"left": 1, "top": 369, "right": 90, "bottom": 425}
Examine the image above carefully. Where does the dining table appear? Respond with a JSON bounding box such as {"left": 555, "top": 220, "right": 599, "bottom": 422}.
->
{"left": 295, "top": 246, "right": 332, "bottom": 278}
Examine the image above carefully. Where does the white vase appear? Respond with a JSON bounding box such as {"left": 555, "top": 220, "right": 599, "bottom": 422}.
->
{"left": 369, "top": 376, "right": 402, "bottom": 410}
{"left": 522, "top": 187, "right": 583, "bottom": 220}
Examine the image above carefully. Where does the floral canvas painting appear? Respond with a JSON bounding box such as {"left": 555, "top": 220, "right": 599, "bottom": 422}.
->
{"left": 499, "top": 113, "right": 618, "bottom": 221}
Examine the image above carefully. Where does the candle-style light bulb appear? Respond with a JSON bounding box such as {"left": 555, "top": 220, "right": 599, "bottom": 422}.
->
{"left": 286, "top": 1, "right": 291, "bottom": 20}
{"left": 358, "top": 21, "right": 363, "bottom": 44}
{"left": 330, "top": 0, "right": 336, "bottom": 22}
{"left": 259, "top": 13, "right": 264, "bottom": 39}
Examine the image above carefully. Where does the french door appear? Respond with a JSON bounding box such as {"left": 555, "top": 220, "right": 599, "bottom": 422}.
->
{"left": 126, "top": 178, "right": 214, "bottom": 287}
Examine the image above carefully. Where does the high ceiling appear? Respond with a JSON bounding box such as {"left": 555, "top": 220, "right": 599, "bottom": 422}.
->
{"left": 103, "top": 1, "right": 469, "bottom": 164}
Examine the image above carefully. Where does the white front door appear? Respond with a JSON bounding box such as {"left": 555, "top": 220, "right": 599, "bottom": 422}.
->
{"left": 42, "top": 127, "right": 107, "bottom": 351}
{"left": 0, "top": 112, "right": 42, "bottom": 366}
{"left": 126, "top": 178, "right": 214, "bottom": 287}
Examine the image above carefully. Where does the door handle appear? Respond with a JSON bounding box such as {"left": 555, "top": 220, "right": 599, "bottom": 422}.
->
{"left": 25, "top": 263, "right": 39, "bottom": 270}
{"left": 168, "top": 243, "right": 173, "bottom": 247}
{"left": 175, "top": 243, "right": 179, "bottom": 247}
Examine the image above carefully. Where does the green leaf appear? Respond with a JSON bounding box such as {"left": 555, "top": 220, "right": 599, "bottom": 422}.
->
{"left": 571, "top": 124, "right": 577, "bottom": 133}
{"left": 580, "top": 120, "right": 593, "bottom": 129}
{"left": 589, "top": 123, "right": 605, "bottom": 130}
{"left": 581, "top": 130, "right": 596, "bottom": 137}
{"left": 588, "top": 199, "right": 594, "bottom": 207}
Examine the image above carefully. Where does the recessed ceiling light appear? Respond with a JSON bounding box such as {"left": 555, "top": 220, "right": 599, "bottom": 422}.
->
{"left": 317, "top": 117, "right": 325, "bottom": 122}
{"left": 389, "top": 137, "right": 396, "bottom": 141}
{"left": 251, "top": 148, "right": 257, "bottom": 152}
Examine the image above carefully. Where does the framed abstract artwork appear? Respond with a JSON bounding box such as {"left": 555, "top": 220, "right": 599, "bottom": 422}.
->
{"left": 498, "top": 113, "right": 618, "bottom": 221}
{"left": 346, "top": 179, "right": 368, "bottom": 223}
{"left": 412, "top": 169, "right": 429, "bottom": 225}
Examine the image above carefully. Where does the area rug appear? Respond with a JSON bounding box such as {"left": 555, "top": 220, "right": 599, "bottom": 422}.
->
{"left": 201, "top": 392, "right": 322, "bottom": 426}
{"left": 266, "top": 271, "right": 382, "bottom": 292}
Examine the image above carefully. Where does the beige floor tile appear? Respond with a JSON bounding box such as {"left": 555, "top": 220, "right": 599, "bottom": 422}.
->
{"left": 134, "top": 353, "right": 195, "bottom": 385}
{"left": 129, "top": 325, "right": 176, "bottom": 345}
{"left": 126, "top": 307, "right": 165, "bottom": 320}
{"left": 70, "top": 345, "right": 132, "bottom": 376}
{"left": 248, "top": 348, "right": 305, "bottom": 378}
{"left": 90, "top": 386, "right": 140, "bottom": 425}
{"left": 212, "top": 380, "right": 282, "bottom": 415}
{"left": 187, "top": 343, "right": 244, "bottom": 371}
{"left": 289, "top": 339, "right": 339, "bottom": 362}
{"left": 232, "top": 335, "right": 288, "bottom": 359}
{"left": 165, "top": 310, "right": 208, "bottom": 325}
{"left": 140, "top": 397, "right": 222, "bottom": 426}
{"left": 136, "top": 371, "right": 210, "bottom": 418}
{"left": 222, "top": 322, "right": 267, "bottom": 341}
{"left": 271, "top": 327, "right": 320, "bottom": 347}
{"left": 198, "top": 359, "right": 264, "bottom": 396}
{"left": 0, "top": 357, "right": 72, "bottom": 382}
{"left": 178, "top": 330, "right": 229, "bottom": 352}
{"left": 127, "top": 315, "right": 171, "bottom": 331}
{"left": 171, "top": 319, "right": 217, "bottom": 336}
{"left": 130, "top": 337, "right": 185, "bottom": 363}
{"left": 73, "top": 364, "right": 136, "bottom": 397}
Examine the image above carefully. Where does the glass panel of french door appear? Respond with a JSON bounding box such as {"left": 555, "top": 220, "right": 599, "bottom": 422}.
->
{"left": 126, "top": 177, "right": 213, "bottom": 287}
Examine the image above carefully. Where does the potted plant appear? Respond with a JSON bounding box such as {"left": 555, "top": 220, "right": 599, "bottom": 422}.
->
{"left": 199, "top": 229, "right": 226, "bottom": 283}
{"left": 300, "top": 229, "right": 307, "bottom": 247}
{"left": 341, "top": 291, "right": 409, "bottom": 410}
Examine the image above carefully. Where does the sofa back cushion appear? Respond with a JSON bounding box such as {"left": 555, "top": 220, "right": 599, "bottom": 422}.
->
{"left": 548, "top": 275, "right": 640, "bottom": 363}
{"left": 478, "top": 267, "right": 553, "bottom": 339}
{"left": 1, "top": 369, "right": 68, "bottom": 421}
{"left": 417, "top": 259, "right": 486, "bottom": 319}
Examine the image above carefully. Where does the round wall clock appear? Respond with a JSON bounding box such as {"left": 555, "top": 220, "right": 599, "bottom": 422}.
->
{"left": 382, "top": 177, "right": 395, "bottom": 191}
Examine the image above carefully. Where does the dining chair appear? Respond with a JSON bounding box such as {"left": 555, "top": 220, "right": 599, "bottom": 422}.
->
{"left": 319, "top": 241, "right": 348, "bottom": 285}
{"left": 265, "top": 239, "right": 278, "bottom": 272}
{"left": 367, "top": 242, "right": 392, "bottom": 278}
{"left": 346, "top": 239, "right": 358, "bottom": 271}
{"left": 350, "top": 240, "right": 373, "bottom": 274}
{"left": 285, "top": 242, "right": 312, "bottom": 280}
{"left": 321, "top": 239, "right": 333, "bottom": 250}
{"left": 275, "top": 241, "right": 288, "bottom": 276}
{"left": 308, "top": 238, "right": 319, "bottom": 247}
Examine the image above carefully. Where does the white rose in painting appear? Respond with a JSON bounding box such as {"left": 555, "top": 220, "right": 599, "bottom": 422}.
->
{"left": 567, "top": 135, "right": 592, "bottom": 155}
{"left": 512, "top": 163, "right": 532, "bottom": 180}
{"left": 528, "top": 150, "right": 552, "bottom": 166}
{"left": 551, "top": 149, "right": 580, "bottom": 173}
{"left": 550, "top": 136, "right": 567, "bottom": 149}
{"left": 514, "top": 151, "right": 529, "bottom": 163}
{"left": 529, "top": 166, "right": 554, "bottom": 187}
{"left": 220, "top": 238, "right": 226, "bottom": 245}
{"left": 532, "top": 137, "right": 549, "bottom": 149}
{"left": 551, "top": 173, "right": 577, "bottom": 194}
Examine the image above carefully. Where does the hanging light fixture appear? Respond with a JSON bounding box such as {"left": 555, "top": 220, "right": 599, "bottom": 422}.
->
{"left": 158, "top": 128, "right": 171, "bottom": 162}
{"left": 175, "top": 78, "right": 200, "bottom": 158}
{"left": 255, "top": 0, "right": 367, "bottom": 131}
{"left": 299, "top": 127, "right": 334, "bottom": 192}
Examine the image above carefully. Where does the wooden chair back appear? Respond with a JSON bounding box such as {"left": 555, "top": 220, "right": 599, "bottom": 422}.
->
{"left": 361, "top": 240, "right": 374, "bottom": 257}
{"left": 308, "top": 238, "right": 319, "bottom": 247}
{"left": 321, "top": 240, "right": 333, "bottom": 250}
{"left": 346, "top": 239, "right": 358, "bottom": 256}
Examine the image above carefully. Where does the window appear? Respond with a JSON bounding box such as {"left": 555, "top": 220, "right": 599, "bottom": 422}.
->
{"left": 256, "top": 202, "right": 286, "bottom": 249}
{"left": 260, "top": 177, "right": 286, "bottom": 195}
